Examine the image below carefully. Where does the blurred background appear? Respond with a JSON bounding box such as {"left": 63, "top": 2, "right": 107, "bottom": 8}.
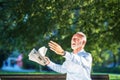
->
{"left": 0, "top": 0, "right": 120, "bottom": 79}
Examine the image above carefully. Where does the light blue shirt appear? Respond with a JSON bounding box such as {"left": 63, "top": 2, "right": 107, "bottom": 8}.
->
{"left": 47, "top": 50, "right": 92, "bottom": 80}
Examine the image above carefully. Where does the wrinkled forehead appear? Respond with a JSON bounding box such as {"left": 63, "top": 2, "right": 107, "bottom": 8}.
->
{"left": 72, "top": 33, "right": 84, "bottom": 38}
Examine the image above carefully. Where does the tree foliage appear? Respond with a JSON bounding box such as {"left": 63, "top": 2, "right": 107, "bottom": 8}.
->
{"left": 0, "top": 0, "right": 120, "bottom": 67}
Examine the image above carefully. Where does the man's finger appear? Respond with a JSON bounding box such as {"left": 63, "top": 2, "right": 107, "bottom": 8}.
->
{"left": 49, "top": 42, "right": 57, "bottom": 48}
{"left": 50, "top": 41, "right": 59, "bottom": 46}
{"left": 50, "top": 48, "right": 59, "bottom": 54}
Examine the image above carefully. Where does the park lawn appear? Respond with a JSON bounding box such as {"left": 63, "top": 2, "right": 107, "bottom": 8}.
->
{"left": 109, "top": 73, "right": 120, "bottom": 80}
{"left": 0, "top": 70, "right": 57, "bottom": 74}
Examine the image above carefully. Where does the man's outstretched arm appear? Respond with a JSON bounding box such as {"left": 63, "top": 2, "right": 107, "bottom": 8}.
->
{"left": 48, "top": 41, "right": 65, "bottom": 56}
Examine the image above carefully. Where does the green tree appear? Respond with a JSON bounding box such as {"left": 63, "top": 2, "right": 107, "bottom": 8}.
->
{"left": 0, "top": 0, "right": 120, "bottom": 69}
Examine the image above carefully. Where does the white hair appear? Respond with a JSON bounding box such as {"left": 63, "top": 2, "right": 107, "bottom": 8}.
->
{"left": 76, "top": 32, "right": 87, "bottom": 42}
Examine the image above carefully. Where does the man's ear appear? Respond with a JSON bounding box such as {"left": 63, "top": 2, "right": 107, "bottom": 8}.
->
{"left": 82, "top": 40, "right": 86, "bottom": 45}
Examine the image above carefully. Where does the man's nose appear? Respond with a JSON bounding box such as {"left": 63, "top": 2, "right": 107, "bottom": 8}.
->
{"left": 72, "top": 38, "right": 76, "bottom": 42}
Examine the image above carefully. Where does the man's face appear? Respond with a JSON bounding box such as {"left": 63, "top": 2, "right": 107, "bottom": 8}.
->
{"left": 71, "top": 34, "right": 83, "bottom": 50}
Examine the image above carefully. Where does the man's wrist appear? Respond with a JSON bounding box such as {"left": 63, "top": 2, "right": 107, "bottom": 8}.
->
{"left": 62, "top": 51, "right": 66, "bottom": 56}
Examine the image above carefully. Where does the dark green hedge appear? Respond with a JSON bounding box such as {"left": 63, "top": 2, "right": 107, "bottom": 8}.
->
{"left": 93, "top": 66, "right": 120, "bottom": 74}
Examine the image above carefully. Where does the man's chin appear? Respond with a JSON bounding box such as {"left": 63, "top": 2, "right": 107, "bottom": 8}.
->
{"left": 71, "top": 47, "right": 77, "bottom": 50}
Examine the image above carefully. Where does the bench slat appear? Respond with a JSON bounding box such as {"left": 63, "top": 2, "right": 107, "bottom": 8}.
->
{"left": 0, "top": 74, "right": 109, "bottom": 80}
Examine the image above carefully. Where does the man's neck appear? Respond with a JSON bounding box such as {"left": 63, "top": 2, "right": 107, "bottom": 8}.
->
{"left": 73, "top": 47, "right": 83, "bottom": 54}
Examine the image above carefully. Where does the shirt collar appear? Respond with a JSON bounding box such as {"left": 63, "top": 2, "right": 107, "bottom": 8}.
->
{"left": 79, "top": 49, "right": 84, "bottom": 53}
{"left": 72, "top": 49, "right": 85, "bottom": 55}
{"left": 77, "top": 49, "right": 86, "bottom": 55}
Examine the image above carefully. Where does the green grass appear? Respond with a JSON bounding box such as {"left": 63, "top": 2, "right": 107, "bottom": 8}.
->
{"left": 0, "top": 70, "right": 58, "bottom": 74}
{"left": 109, "top": 73, "right": 120, "bottom": 80}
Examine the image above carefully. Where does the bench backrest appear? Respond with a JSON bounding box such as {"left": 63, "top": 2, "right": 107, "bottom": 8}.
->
{"left": 0, "top": 74, "right": 109, "bottom": 80}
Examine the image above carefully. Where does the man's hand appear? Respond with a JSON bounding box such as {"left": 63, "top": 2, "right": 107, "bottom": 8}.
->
{"left": 48, "top": 41, "right": 65, "bottom": 56}
{"left": 45, "top": 57, "right": 50, "bottom": 65}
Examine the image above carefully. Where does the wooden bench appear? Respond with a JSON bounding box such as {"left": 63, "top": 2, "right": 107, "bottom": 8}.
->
{"left": 92, "top": 74, "right": 109, "bottom": 80}
{"left": 0, "top": 74, "right": 109, "bottom": 80}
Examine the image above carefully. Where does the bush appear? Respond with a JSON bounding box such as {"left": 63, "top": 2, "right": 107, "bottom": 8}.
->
{"left": 22, "top": 53, "right": 39, "bottom": 70}
{"left": 93, "top": 66, "right": 120, "bottom": 74}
